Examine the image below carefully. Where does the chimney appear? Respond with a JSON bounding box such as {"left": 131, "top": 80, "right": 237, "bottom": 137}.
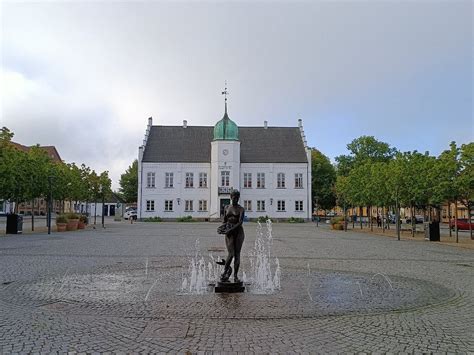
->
{"left": 148, "top": 117, "right": 153, "bottom": 127}
{"left": 264, "top": 120, "right": 268, "bottom": 129}
{"left": 298, "top": 118, "right": 303, "bottom": 128}
{"left": 183, "top": 120, "right": 187, "bottom": 128}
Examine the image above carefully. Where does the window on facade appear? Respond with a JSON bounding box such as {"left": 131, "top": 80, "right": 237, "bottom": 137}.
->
{"left": 244, "top": 200, "right": 252, "bottom": 211}
{"left": 243, "top": 173, "right": 252, "bottom": 188}
{"left": 257, "top": 200, "right": 266, "bottom": 212}
{"left": 165, "top": 200, "right": 173, "bottom": 211}
{"left": 165, "top": 172, "right": 174, "bottom": 188}
{"left": 295, "top": 200, "right": 304, "bottom": 211}
{"left": 295, "top": 173, "right": 303, "bottom": 189}
{"left": 277, "top": 173, "right": 285, "bottom": 188}
{"left": 185, "top": 200, "right": 193, "bottom": 211}
{"left": 199, "top": 173, "right": 208, "bottom": 188}
{"left": 185, "top": 173, "right": 194, "bottom": 188}
{"left": 146, "top": 200, "right": 155, "bottom": 211}
{"left": 199, "top": 200, "right": 208, "bottom": 211}
{"left": 147, "top": 172, "right": 155, "bottom": 188}
{"left": 221, "top": 171, "right": 230, "bottom": 186}
{"left": 257, "top": 173, "right": 265, "bottom": 188}
{"left": 277, "top": 200, "right": 286, "bottom": 211}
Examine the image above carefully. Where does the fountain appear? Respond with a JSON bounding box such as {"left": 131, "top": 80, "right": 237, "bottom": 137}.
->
{"left": 247, "top": 220, "right": 281, "bottom": 294}
{"left": 181, "top": 219, "right": 281, "bottom": 294}
{"left": 180, "top": 239, "right": 211, "bottom": 294}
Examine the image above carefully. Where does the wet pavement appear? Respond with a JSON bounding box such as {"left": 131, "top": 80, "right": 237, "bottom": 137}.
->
{"left": 0, "top": 221, "right": 473, "bottom": 353}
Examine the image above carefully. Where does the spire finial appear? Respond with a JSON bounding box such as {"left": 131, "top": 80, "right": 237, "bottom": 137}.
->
{"left": 221, "top": 81, "right": 229, "bottom": 115}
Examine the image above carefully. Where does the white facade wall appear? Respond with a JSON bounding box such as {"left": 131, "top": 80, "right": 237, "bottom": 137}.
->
{"left": 239, "top": 163, "right": 310, "bottom": 220}
{"left": 139, "top": 161, "right": 311, "bottom": 220}
{"left": 139, "top": 162, "right": 211, "bottom": 219}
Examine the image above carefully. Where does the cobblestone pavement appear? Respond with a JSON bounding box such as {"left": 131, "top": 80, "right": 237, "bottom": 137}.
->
{"left": 0, "top": 222, "right": 473, "bottom": 353}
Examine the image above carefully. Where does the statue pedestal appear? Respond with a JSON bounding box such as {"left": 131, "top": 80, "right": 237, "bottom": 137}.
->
{"left": 215, "top": 280, "right": 245, "bottom": 293}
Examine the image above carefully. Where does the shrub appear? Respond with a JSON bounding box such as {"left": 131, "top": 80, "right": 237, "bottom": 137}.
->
{"left": 66, "top": 212, "right": 79, "bottom": 220}
{"left": 79, "top": 215, "right": 88, "bottom": 224}
{"left": 143, "top": 216, "right": 162, "bottom": 222}
{"left": 288, "top": 217, "right": 305, "bottom": 223}
{"left": 177, "top": 215, "right": 194, "bottom": 222}
{"left": 257, "top": 215, "right": 270, "bottom": 223}
{"left": 56, "top": 215, "right": 68, "bottom": 224}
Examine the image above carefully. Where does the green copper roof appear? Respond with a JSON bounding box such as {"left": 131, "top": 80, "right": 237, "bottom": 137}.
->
{"left": 213, "top": 109, "right": 239, "bottom": 141}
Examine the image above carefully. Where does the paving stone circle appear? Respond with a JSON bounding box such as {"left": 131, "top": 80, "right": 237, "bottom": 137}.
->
{"left": 0, "top": 222, "right": 473, "bottom": 353}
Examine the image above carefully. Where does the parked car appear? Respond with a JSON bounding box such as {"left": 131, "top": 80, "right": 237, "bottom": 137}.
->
{"left": 449, "top": 218, "right": 474, "bottom": 231}
{"left": 405, "top": 215, "right": 424, "bottom": 224}
{"left": 124, "top": 209, "right": 137, "bottom": 220}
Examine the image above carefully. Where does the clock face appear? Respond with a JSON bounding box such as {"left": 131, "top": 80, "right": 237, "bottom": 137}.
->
{"left": 222, "top": 149, "right": 229, "bottom": 156}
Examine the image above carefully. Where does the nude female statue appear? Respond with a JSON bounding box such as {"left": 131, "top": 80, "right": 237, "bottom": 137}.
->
{"left": 217, "top": 189, "right": 245, "bottom": 283}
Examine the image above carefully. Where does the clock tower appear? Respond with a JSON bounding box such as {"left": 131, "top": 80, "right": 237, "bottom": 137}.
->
{"left": 210, "top": 86, "right": 241, "bottom": 219}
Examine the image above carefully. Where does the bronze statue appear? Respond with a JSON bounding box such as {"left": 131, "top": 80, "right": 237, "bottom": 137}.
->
{"left": 217, "top": 189, "right": 245, "bottom": 283}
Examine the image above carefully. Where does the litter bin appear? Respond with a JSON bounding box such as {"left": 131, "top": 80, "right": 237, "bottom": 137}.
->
{"left": 6, "top": 214, "right": 23, "bottom": 234}
{"left": 424, "top": 221, "right": 440, "bottom": 241}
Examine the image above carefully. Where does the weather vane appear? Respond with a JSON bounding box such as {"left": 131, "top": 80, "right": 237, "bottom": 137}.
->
{"left": 222, "top": 81, "right": 229, "bottom": 113}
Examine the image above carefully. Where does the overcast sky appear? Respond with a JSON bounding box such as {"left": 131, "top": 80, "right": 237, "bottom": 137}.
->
{"left": 1, "top": 0, "right": 472, "bottom": 189}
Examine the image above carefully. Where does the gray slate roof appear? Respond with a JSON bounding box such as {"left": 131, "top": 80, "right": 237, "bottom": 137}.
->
{"left": 142, "top": 126, "right": 308, "bottom": 163}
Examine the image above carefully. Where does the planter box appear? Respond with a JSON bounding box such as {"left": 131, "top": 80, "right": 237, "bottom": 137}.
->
{"left": 66, "top": 219, "right": 79, "bottom": 231}
{"left": 77, "top": 220, "right": 86, "bottom": 229}
{"left": 57, "top": 223, "right": 67, "bottom": 232}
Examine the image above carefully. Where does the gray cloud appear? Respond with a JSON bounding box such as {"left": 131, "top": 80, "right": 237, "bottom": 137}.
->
{"left": 1, "top": 0, "right": 472, "bottom": 188}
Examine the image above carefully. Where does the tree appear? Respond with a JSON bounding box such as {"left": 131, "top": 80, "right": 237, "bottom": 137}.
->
{"left": 25, "top": 146, "right": 53, "bottom": 229}
{"left": 0, "top": 127, "right": 14, "bottom": 145}
{"left": 311, "top": 149, "right": 336, "bottom": 211}
{"left": 335, "top": 136, "right": 397, "bottom": 223}
{"left": 435, "top": 142, "right": 463, "bottom": 241}
{"left": 119, "top": 159, "right": 138, "bottom": 203}
{"left": 0, "top": 134, "right": 29, "bottom": 211}
{"left": 335, "top": 136, "right": 397, "bottom": 176}
{"left": 346, "top": 135, "right": 397, "bottom": 165}
{"left": 458, "top": 143, "right": 474, "bottom": 239}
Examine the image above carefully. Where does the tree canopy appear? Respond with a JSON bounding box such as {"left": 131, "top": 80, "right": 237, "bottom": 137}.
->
{"left": 119, "top": 159, "right": 138, "bottom": 203}
{"left": 0, "top": 127, "right": 112, "bottom": 212}
{"left": 311, "top": 149, "right": 336, "bottom": 211}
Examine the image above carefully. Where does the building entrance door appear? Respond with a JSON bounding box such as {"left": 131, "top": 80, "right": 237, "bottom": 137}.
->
{"left": 220, "top": 199, "right": 230, "bottom": 218}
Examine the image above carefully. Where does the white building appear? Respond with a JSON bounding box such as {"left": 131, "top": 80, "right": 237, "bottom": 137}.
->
{"left": 137, "top": 105, "right": 311, "bottom": 221}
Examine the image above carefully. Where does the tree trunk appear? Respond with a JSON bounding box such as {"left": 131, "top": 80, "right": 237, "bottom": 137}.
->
{"left": 352, "top": 208, "right": 355, "bottom": 229}
{"left": 360, "top": 206, "right": 363, "bottom": 229}
{"left": 448, "top": 201, "right": 452, "bottom": 237}
{"left": 369, "top": 206, "right": 373, "bottom": 231}
{"left": 382, "top": 206, "right": 385, "bottom": 233}
{"left": 386, "top": 208, "right": 390, "bottom": 230}
{"left": 469, "top": 203, "right": 472, "bottom": 240}
{"left": 396, "top": 202, "right": 400, "bottom": 241}
{"left": 94, "top": 201, "right": 97, "bottom": 225}
{"left": 411, "top": 205, "right": 415, "bottom": 238}
{"left": 455, "top": 200, "right": 458, "bottom": 243}
{"left": 344, "top": 204, "right": 347, "bottom": 232}
{"left": 31, "top": 199, "right": 35, "bottom": 231}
